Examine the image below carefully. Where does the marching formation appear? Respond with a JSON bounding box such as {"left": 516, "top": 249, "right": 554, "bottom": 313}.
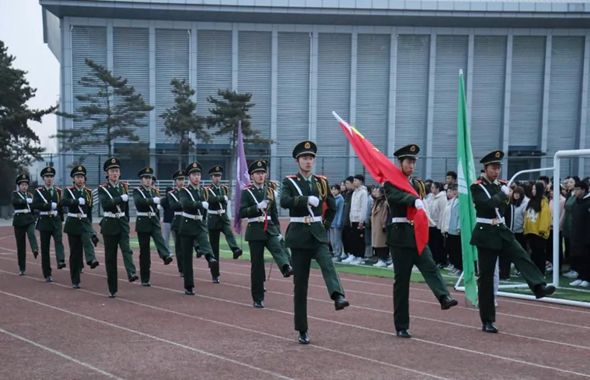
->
{"left": 11, "top": 140, "right": 561, "bottom": 343}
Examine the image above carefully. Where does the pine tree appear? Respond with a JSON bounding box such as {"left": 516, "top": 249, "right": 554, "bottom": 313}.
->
{"left": 160, "top": 79, "right": 210, "bottom": 169}
{"left": 55, "top": 58, "right": 153, "bottom": 157}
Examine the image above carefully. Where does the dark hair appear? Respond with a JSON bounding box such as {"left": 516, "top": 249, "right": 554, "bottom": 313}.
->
{"left": 538, "top": 176, "right": 550, "bottom": 185}
{"left": 353, "top": 174, "right": 365, "bottom": 183}
{"left": 446, "top": 171, "right": 457, "bottom": 180}
{"left": 432, "top": 182, "right": 444, "bottom": 192}
{"left": 510, "top": 186, "right": 525, "bottom": 207}
{"left": 345, "top": 176, "right": 354, "bottom": 183}
{"left": 575, "top": 180, "right": 589, "bottom": 192}
{"left": 526, "top": 182, "right": 546, "bottom": 213}
{"left": 447, "top": 184, "right": 458, "bottom": 191}
{"left": 330, "top": 185, "right": 340, "bottom": 192}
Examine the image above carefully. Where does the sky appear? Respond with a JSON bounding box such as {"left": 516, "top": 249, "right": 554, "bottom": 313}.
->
{"left": 0, "top": 0, "right": 60, "bottom": 153}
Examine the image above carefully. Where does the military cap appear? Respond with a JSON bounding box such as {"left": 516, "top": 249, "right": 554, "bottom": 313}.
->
{"left": 394, "top": 144, "right": 420, "bottom": 160}
{"left": 248, "top": 160, "right": 267, "bottom": 175}
{"left": 172, "top": 169, "right": 185, "bottom": 180}
{"left": 480, "top": 150, "right": 504, "bottom": 166}
{"left": 40, "top": 166, "right": 56, "bottom": 177}
{"left": 292, "top": 140, "right": 317, "bottom": 159}
{"left": 137, "top": 167, "right": 154, "bottom": 178}
{"left": 16, "top": 173, "right": 30, "bottom": 185}
{"left": 209, "top": 165, "right": 223, "bottom": 176}
{"left": 103, "top": 157, "right": 121, "bottom": 171}
{"left": 70, "top": 165, "right": 87, "bottom": 178}
{"left": 184, "top": 161, "right": 203, "bottom": 176}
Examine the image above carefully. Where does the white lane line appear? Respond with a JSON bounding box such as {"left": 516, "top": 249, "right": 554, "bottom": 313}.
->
{"left": 0, "top": 289, "right": 293, "bottom": 380}
{"left": 0, "top": 326, "right": 123, "bottom": 379}
{"left": 0, "top": 271, "right": 448, "bottom": 380}
{"left": 3, "top": 265, "right": 589, "bottom": 379}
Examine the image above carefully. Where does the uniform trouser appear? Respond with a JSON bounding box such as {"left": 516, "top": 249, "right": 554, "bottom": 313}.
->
{"left": 477, "top": 237, "right": 547, "bottom": 324}
{"left": 171, "top": 229, "right": 183, "bottom": 274}
{"left": 391, "top": 245, "right": 449, "bottom": 331}
{"left": 81, "top": 223, "right": 97, "bottom": 265}
{"left": 103, "top": 233, "right": 122, "bottom": 294}
{"left": 208, "top": 224, "right": 240, "bottom": 278}
{"left": 40, "top": 223, "right": 65, "bottom": 267}
{"left": 499, "top": 233, "right": 527, "bottom": 279}
{"left": 137, "top": 229, "right": 170, "bottom": 283}
{"left": 118, "top": 233, "right": 137, "bottom": 279}
{"left": 291, "top": 244, "right": 344, "bottom": 332}
{"left": 180, "top": 229, "right": 213, "bottom": 291}
{"left": 526, "top": 234, "right": 547, "bottom": 275}
{"left": 248, "top": 237, "right": 292, "bottom": 303}
{"left": 14, "top": 224, "right": 37, "bottom": 272}
{"left": 67, "top": 234, "right": 83, "bottom": 285}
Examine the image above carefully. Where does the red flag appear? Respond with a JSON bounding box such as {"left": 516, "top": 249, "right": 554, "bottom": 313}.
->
{"left": 333, "top": 112, "right": 429, "bottom": 254}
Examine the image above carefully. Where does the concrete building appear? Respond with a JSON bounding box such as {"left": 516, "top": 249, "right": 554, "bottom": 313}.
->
{"left": 41, "top": 0, "right": 590, "bottom": 184}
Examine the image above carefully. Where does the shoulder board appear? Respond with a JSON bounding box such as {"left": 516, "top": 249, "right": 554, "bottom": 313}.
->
{"left": 286, "top": 175, "right": 297, "bottom": 179}
{"left": 244, "top": 184, "right": 253, "bottom": 189}
{"left": 314, "top": 175, "right": 327, "bottom": 180}
{"left": 55, "top": 187, "right": 62, "bottom": 191}
{"left": 84, "top": 188, "right": 92, "bottom": 194}
{"left": 499, "top": 180, "right": 508, "bottom": 185}
{"left": 222, "top": 185, "right": 229, "bottom": 190}
{"left": 37, "top": 186, "right": 44, "bottom": 190}
{"left": 472, "top": 180, "right": 483, "bottom": 185}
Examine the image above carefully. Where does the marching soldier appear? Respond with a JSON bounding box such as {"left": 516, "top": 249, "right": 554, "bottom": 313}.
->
{"left": 178, "top": 161, "right": 215, "bottom": 295}
{"left": 166, "top": 169, "right": 186, "bottom": 276}
{"left": 240, "top": 160, "right": 293, "bottom": 308}
{"left": 384, "top": 144, "right": 457, "bottom": 339}
{"left": 133, "top": 167, "right": 174, "bottom": 286}
{"left": 12, "top": 174, "right": 39, "bottom": 275}
{"left": 470, "top": 150, "right": 555, "bottom": 333}
{"left": 280, "top": 141, "right": 349, "bottom": 344}
{"left": 61, "top": 165, "right": 97, "bottom": 288}
{"left": 99, "top": 157, "right": 138, "bottom": 298}
{"left": 32, "top": 166, "right": 66, "bottom": 282}
{"left": 206, "top": 165, "right": 243, "bottom": 283}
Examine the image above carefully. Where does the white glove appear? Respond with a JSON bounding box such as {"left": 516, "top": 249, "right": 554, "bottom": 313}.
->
{"left": 78, "top": 197, "right": 86, "bottom": 205}
{"left": 201, "top": 201, "right": 209, "bottom": 210}
{"left": 26, "top": 197, "right": 33, "bottom": 204}
{"left": 414, "top": 199, "right": 425, "bottom": 210}
{"left": 308, "top": 196, "right": 320, "bottom": 207}
{"left": 257, "top": 200, "right": 269, "bottom": 210}
{"left": 278, "top": 234, "right": 284, "bottom": 241}
{"left": 51, "top": 202, "right": 57, "bottom": 210}
{"left": 501, "top": 185, "right": 510, "bottom": 195}
{"left": 224, "top": 195, "right": 229, "bottom": 202}
{"left": 152, "top": 197, "right": 160, "bottom": 205}
{"left": 120, "top": 194, "right": 128, "bottom": 202}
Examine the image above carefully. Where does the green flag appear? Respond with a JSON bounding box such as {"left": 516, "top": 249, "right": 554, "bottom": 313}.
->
{"left": 457, "top": 70, "right": 478, "bottom": 307}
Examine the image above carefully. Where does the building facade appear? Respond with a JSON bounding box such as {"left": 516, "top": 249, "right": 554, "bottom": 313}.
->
{"left": 41, "top": 0, "right": 590, "bottom": 184}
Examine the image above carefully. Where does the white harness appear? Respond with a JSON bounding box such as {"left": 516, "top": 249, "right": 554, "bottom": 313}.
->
{"left": 66, "top": 187, "right": 87, "bottom": 219}
{"left": 287, "top": 176, "right": 319, "bottom": 222}
{"left": 183, "top": 187, "right": 203, "bottom": 217}
{"left": 16, "top": 192, "right": 31, "bottom": 213}
{"left": 100, "top": 184, "right": 124, "bottom": 215}
{"left": 136, "top": 187, "right": 157, "bottom": 216}
{"left": 478, "top": 183, "right": 505, "bottom": 225}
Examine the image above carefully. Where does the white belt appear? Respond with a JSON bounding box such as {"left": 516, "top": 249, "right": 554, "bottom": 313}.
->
{"left": 290, "top": 216, "right": 322, "bottom": 224}
{"left": 247, "top": 215, "right": 271, "bottom": 223}
{"left": 476, "top": 217, "right": 505, "bottom": 225}
{"left": 103, "top": 212, "right": 125, "bottom": 218}
{"left": 182, "top": 212, "right": 203, "bottom": 221}
{"left": 39, "top": 211, "right": 58, "bottom": 217}
{"left": 174, "top": 212, "right": 183, "bottom": 216}
{"left": 13, "top": 209, "right": 30, "bottom": 214}
{"left": 67, "top": 212, "right": 87, "bottom": 219}
{"left": 137, "top": 211, "right": 157, "bottom": 217}
{"left": 391, "top": 217, "right": 411, "bottom": 224}
{"left": 208, "top": 210, "right": 226, "bottom": 215}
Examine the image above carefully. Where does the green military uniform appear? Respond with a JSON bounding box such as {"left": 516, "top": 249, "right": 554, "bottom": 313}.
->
{"left": 385, "top": 144, "right": 456, "bottom": 338}
{"left": 99, "top": 157, "right": 138, "bottom": 297}
{"left": 206, "top": 165, "right": 242, "bottom": 283}
{"left": 167, "top": 170, "right": 185, "bottom": 276}
{"left": 178, "top": 161, "right": 214, "bottom": 295}
{"left": 240, "top": 160, "right": 292, "bottom": 307}
{"left": 61, "top": 165, "right": 97, "bottom": 288}
{"left": 12, "top": 174, "right": 39, "bottom": 275}
{"left": 280, "top": 141, "right": 349, "bottom": 343}
{"left": 32, "top": 166, "right": 66, "bottom": 280}
{"left": 133, "top": 166, "right": 173, "bottom": 286}
{"left": 470, "top": 150, "right": 553, "bottom": 333}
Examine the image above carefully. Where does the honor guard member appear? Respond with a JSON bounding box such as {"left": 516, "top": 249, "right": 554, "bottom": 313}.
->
{"left": 280, "top": 141, "right": 349, "bottom": 345}
{"left": 61, "top": 165, "right": 97, "bottom": 288}
{"left": 33, "top": 166, "right": 66, "bottom": 282}
{"left": 178, "top": 162, "right": 215, "bottom": 295}
{"left": 206, "top": 165, "right": 243, "bottom": 283}
{"left": 470, "top": 150, "right": 555, "bottom": 333}
{"left": 167, "top": 170, "right": 186, "bottom": 276}
{"left": 384, "top": 144, "right": 458, "bottom": 339}
{"left": 133, "top": 167, "right": 174, "bottom": 286}
{"left": 12, "top": 174, "right": 39, "bottom": 275}
{"left": 99, "top": 157, "right": 139, "bottom": 298}
{"left": 240, "top": 160, "right": 293, "bottom": 308}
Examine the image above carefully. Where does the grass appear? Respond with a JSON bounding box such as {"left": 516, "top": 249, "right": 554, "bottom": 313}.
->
{"left": 131, "top": 236, "right": 590, "bottom": 304}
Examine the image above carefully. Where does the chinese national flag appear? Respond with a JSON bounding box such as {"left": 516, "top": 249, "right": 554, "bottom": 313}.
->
{"left": 333, "top": 112, "right": 429, "bottom": 254}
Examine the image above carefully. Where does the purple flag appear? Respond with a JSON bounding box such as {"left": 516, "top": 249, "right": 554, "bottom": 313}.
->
{"left": 233, "top": 122, "right": 250, "bottom": 233}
